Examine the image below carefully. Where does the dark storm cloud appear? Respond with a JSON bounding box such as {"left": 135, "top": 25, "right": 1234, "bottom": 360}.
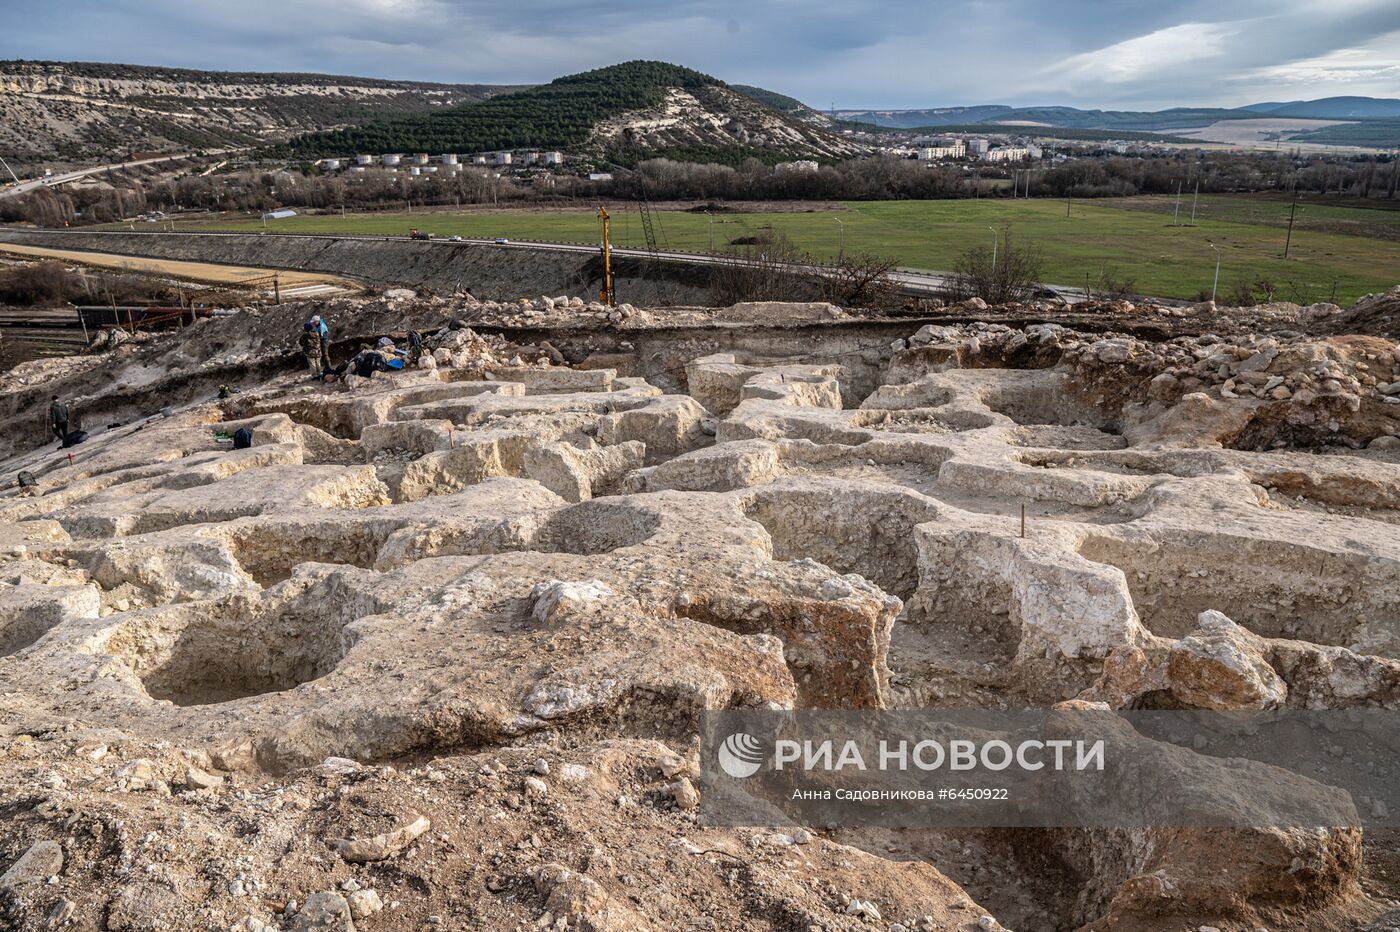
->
{"left": 3, "top": 0, "right": 1397, "bottom": 108}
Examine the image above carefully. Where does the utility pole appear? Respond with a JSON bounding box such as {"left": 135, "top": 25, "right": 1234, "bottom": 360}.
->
{"left": 833, "top": 217, "right": 845, "bottom": 259}
{"left": 1066, "top": 193, "right": 1071, "bottom": 218}
{"left": 987, "top": 226, "right": 998, "bottom": 267}
{"left": 1173, "top": 180, "right": 1182, "bottom": 226}
{"left": 1209, "top": 243, "right": 1221, "bottom": 303}
{"left": 0, "top": 154, "right": 20, "bottom": 186}
{"left": 1283, "top": 188, "right": 1299, "bottom": 259}
{"left": 1190, "top": 178, "right": 1199, "bottom": 225}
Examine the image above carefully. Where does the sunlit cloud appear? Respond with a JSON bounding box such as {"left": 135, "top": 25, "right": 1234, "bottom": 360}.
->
{"left": 1048, "top": 22, "right": 1235, "bottom": 84}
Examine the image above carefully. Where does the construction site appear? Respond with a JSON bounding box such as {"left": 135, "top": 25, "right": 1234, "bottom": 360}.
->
{"left": 2, "top": 260, "right": 1400, "bottom": 932}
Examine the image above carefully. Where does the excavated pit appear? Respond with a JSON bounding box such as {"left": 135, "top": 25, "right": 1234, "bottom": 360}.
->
{"left": 530, "top": 499, "right": 664, "bottom": 555}
{"left": 5, "top": 296, "right": 1400, "bottom": 932}
{"left": 129, "top": 589, "right": 361, "bottom": 707}
{"left": 225, "top": 522, "right": 388, "bottom": 588}
{"left": 1076, "top": 534, "right": 1390, "bottom": 646}
{"left": 1006, "top": 424, "right": 1128, "bottom": 451}
{"left": 850, "top": 407, "right": 995, "bottom": 434}
{"left": 739, "top": 485, "right": 935, "bottom": 602}
{"left": 1, "top": 605, "right": 70, "bottom": 657}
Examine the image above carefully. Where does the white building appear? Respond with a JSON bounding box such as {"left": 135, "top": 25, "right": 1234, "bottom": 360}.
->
{"left": 381, "top": 154, "right": 402, "bottom": 166}
{"left": 916, "top": 143, "right": 965, "bottom": 160}
{"left": 521, "top": 151, "right": 540, "bottom": 164}
{"left": 588, "top": 172, "right": 613, "bottom": 182}
{"left": 775, "top": 160, "right": 820, "bottom": 173}
{"left": 966, "top": 138, "right": 990, "bottom": 156}
{"left": 543, "top": 151, "right": 564, "bottom": 165}
{"left": 321, "top": 158, "right": 342, "bottom": 171}
{"left": 982, "top": 145, "right": 1042, "bottom": 162}
{"left": 355, "top": 154, "right": 374, "bottom": 166}
{"left": 471, "top": 155, "right": 488, "bottom": 165}
{"left": 494, "top": 151, "right": 513, "bottom": 166}
{"left": 441, "top": 153, "right": 459, "bottom": 165}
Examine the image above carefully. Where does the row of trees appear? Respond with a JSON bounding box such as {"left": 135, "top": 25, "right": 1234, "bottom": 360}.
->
{"left": 1033, "top": 152, "right": 1400, "bottom": 199}
{"left": 5, "top": 149, "right": 1396, "bottom": 230}
{"left": 0, "top": 184, "right": 150, "bottom": 226}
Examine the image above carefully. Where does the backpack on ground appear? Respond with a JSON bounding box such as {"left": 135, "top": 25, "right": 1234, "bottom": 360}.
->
{"left": 232, "top": 428, "right": 253, "bottom": 449}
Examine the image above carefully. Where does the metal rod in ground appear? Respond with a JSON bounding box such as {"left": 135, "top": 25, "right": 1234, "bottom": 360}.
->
{"left": 1020, "top": 503, "right": 1026, "bottom": 538}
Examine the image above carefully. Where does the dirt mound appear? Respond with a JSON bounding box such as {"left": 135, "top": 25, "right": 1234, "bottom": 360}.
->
{"left": 1318, "top": 285, "right": 1400, "bottom": 338}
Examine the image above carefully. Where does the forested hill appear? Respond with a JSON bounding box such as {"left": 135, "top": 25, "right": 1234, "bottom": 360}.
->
{"left": 282, "top": 61, "right": 864, "bottom": 165}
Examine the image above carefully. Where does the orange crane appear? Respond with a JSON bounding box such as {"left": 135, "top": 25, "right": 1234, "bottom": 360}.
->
{"left": 596, "top": 206, "right": 614, "bottom": 305}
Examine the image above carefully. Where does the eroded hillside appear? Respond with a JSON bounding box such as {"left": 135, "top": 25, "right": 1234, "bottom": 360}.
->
{"left": 0, "top": 61, "right": 518, "bottom": 167}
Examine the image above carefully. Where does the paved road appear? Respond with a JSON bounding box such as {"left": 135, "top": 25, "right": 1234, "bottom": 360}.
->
{"left": 0, "top": 153, "right": 207, "bottom": 200}
{"left": 4, "top": 227, "right": 1095, "bottom": 303}
{"left": 433, "top": 236, "right": 1091, "bottom": 303}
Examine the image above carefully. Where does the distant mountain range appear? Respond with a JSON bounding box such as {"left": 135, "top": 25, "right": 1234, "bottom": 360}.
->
{"left": 834, "top": 97, "right": 1400, "bottom": 147}
{"left": 5, "top": 58, "right": 1398, "bottom": 169}
{"left": 1239, "top": 97, "right": 1400, "bottom": 119}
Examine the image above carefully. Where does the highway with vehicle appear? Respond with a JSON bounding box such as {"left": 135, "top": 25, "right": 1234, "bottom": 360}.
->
{"left": 0, "top": 152, "right": 210, "bottom": 200}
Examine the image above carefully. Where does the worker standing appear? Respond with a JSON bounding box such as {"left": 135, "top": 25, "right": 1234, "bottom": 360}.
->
{"left": 299, "top": 322, "right": 322, "bottom": 378}
{"left": 48, "top": 395, "right": 69, "bottom": 443}
{"left": 311, "top": 315, "right": 332, "bottom": 372}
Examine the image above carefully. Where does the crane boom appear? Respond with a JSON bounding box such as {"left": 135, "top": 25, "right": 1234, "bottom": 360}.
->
{"left": 637, "top": 195, "right": 659, "bottom": 255}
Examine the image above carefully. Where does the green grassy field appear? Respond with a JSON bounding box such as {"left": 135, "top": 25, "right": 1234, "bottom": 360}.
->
{"left": 154, "top": 195, "right": 1400, "bottom": 304}
{"left": 1100, "top": 194, "right": 1400, "bottom": 241}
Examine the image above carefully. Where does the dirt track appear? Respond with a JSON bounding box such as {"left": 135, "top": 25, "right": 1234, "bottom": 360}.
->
{"left": 0, "top": 242, "right": 357, "bottom": 290}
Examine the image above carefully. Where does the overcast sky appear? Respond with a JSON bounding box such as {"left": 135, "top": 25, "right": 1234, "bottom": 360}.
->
{"left": 4, "top": 0, "right": 1399, "bottom": 110}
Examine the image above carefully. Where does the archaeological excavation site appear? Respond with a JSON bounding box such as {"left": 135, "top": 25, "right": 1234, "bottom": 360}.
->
{"left": 4, "top": 284, "right": 1400, "bottom": 932}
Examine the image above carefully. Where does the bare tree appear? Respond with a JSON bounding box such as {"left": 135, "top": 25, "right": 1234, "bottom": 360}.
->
{"left": 944, "top": 226, "right": 1044, "bottom": 304}
{"left": 1093, "top": 265, "right": 1137, "bottom": 301}
{"left": 817, "top": 251, "right": 900, "bottom": 308}
{"left": 708, "top": 230, "right": 817, "bottom": 305}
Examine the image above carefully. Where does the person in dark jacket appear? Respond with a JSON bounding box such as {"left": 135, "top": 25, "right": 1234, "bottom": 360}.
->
{"left": 48, "top": 395, "right": 69, "bottom": 442}
{"left": 299, "top": 322, "right": 322, "bottom": 377}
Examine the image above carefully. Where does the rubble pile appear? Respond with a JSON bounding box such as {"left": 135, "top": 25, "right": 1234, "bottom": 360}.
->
{"left": 893, "top": 319, "right": 1400, "bottom": 450}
